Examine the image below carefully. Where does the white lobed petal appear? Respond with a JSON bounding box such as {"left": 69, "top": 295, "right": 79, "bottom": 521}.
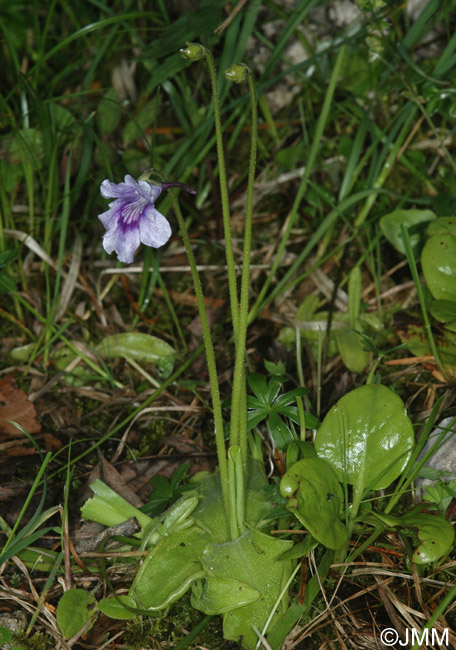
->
{"left": 98, "top": 207, "right": 118, "bottom": 228}
{"left": 101, "top": 223, "right": 120, "bottom": 255}
{"left": 101, "top": 175, "right": 141, "bottom": 201}
{"left": 139, "top": 207, "right": 172, "bottom": 248}
{"left": 101, "top": 215, "right": 142, "bottom": 264}
{"left": 137, "top": 179, "right": 162, "bottom": 203}
{"left": 100, "top": 179, "right": 127, "bottom": 199}
{"left": 115, "top": 226, "right": 141, "bottom": 263}
{"left": 124, "top": 175, "right": 137, "bottom": 187}
{"left": 99, "top": 175, "right": 171, "bottom": 262}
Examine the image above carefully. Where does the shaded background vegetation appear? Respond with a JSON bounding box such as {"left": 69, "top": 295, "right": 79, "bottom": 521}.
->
{"left": 1, "top": 0, "right": 456, "bottom": 648}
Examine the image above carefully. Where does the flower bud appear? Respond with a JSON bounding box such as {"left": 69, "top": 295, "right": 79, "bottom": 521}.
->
{"left": 224, "top": 63, "right": 247, "bottom": 83}
{"left": 180, "top": 42, "right": 205, "bottom": 61}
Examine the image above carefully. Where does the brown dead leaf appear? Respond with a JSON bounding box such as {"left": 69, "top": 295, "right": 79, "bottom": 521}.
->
{"left": 82, "top": 456, "right": 144, "bottom": 508}
{"left": 43, "top": 432, "right": 63, "bottom": 451}
{"left": 2, "top": 446, "right": 36, "bottom": 458}
{"left": 0, "top": 376, "right": 41, "bottom": 438}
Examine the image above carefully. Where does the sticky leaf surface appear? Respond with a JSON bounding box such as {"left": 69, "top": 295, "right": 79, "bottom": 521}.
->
{"left": 192, "top": 528, "right": 293, "bottom": 649}
{"left": 56, "top": 589, "right": 97, "bottom": 638}
{"left": 96, "top": 333, "right": 176, "bottom": 377}
{"left": 314, "top": 385, "right": 414, "bottom": 492}
{"left": 281, "top": 457, "right": 347, "bottom": 549}
{"left": 402, "top": 512, "right": 454, "bottom": 564}
{"left": 421, "top": 217, "right": 456, "bottom": 301}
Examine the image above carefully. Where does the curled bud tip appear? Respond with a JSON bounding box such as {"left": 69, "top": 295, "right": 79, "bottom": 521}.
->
{"left": 224, "top": 63, "right": 247, "bottom": 83}
{"left": 180, "top": 42, "right": 204, "bottom": 61}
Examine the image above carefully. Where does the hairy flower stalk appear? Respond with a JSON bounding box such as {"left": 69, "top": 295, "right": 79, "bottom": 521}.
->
{"left": 179, "top": 47, "right": 259, "bottom": 538}
{"left": 98, "top": 53, "right": 259, "bottom": 542}
{"left": 181, "top": 43, "right": 240, "bottom": 342}
{"left": 225, "top": 64, "right": 257, "bottom": 480}
{"left": 98, "top": 170, "right": 231, "bottom": 531}
{"left": 89, "top": 50, "right": 303, "bottom": 648}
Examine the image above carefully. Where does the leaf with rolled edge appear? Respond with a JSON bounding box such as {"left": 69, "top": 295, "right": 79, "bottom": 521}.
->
{"left": 421, "top": 217, "right": 456, "bottom": 301}
{"left": 120, "top": 461, "right": 282, "bottom": 632}
{"left": 57, "top": 589, "right": 97, "bottom": 638}
{"left": 97, "top": 595, "right": 137, "bottom": 620}
{"left": 393, "top": 311, "right": 456, "bottom": 368}
{"left": 314, "top": 384, "right": 414, "bottom": 493}
{"left": 191, "top": 527, "right": 293, "bottom": 649}
{"left": 379, "top": 208, "right": 436, "bottom": 254}
{"left": 189, "top": 459, "right": 272, "bottom": 543}
{"left": 335, "top": 327, "right": 370, "bottom": 373}
{"left": 130, "top": 526, "right": 208, "bottom": 610}
{"left": 191, "top": 576, "right": 259, "bottom": 615}
{"left": 285, "top": 440, "right": 317, "bottom": 471}
{"left": 96, "top": 332, "right": 176, "bottom": 377}
{"left": 281, "top": 458, "right": 347, "bottom": 550}
{"left": 401, "top": 512, "right": 455, "bottom": 564}
{"left": 429, "top": 299, "right": 456, "bottom": 333}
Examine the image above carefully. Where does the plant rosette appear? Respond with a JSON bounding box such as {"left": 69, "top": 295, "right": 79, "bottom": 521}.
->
{"left": 81, "top": 461, "right": 293, "bottom": 648}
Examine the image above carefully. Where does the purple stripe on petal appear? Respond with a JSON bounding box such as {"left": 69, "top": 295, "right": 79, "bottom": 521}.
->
{"left": 98, "top": 175, "right": 173, "bottom": 263}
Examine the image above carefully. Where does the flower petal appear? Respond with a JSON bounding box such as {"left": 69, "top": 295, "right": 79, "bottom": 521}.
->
{"left": 139, "top": 207, "right": 172, "bottom": 248}
{"left": 116, "top": 228, "right": 141, "bottom": 263}
{"left": 99, "top": 175, "right": 172, "bottom": 262}
{"left": 124, "top": 174, "right": 138, "bottom": 187}
{"left": 98, "top": 207, "right": 118, "bottom": 228}
{"left": 137, "top": 179, "right": 162, "bottom": 203}
{"left": 101, "top": 179, "right": 129, "bottom": 199}
{"left": 101, "top": 222, "right": 120, "bottom": 255}
{"left": 102, "top": 220, "right": 141, "bottom": 264}
{"left": 101, "top": 175, "right": 142, "bottom": 201}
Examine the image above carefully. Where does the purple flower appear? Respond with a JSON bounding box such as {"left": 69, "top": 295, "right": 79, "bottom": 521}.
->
{"left": 98, "top": 175, "right": 171, "bottom": 264}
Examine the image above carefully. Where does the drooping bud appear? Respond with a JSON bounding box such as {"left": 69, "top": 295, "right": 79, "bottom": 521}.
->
{"left": 180, "top": 42, "right": 205, "bottom": 61}
{"left": 224, "top": 63, "right": 247, "bottom": 83}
